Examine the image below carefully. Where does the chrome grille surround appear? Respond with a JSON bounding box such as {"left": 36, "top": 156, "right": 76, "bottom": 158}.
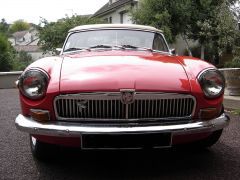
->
{"left": 54, "top": 92, "right": 196, "bottom": 122}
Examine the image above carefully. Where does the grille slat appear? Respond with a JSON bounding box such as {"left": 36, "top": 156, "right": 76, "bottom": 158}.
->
{"left": 69, "top": 99, "right": 72, "bottom": 117}
{"left": 54, "top": 93, "right": 195, "bottom": 122}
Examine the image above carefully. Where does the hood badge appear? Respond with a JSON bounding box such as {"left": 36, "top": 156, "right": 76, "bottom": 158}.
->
{"left": 77, "top": 100, "right": 88, "bottom": 113}
{"left": 120, "top": 89, "right": 135, "bottom": 104}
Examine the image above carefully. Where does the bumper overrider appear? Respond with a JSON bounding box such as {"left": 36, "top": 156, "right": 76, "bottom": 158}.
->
{"left": 15, "top": 113, "right": 230, "bottom": 136}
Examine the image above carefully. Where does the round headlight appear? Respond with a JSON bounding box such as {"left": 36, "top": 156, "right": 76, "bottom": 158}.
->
{"left": 18, "top": 69, "right": 49, "bottom": 100}
{"left": 198, "top": 69, "right": 225, "bottom": 98}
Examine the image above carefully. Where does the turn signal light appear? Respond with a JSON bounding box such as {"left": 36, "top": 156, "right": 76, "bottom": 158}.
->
{"left": 199, "top": 108, "right": 218, "bottom": 121}
{"left": 30, "top": 109, "right": 50, "bottom": 122}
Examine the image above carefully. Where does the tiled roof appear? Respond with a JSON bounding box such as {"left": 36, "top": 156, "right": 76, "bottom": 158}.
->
{"left": 92, "top": 0, "right": 134, "bottom": 17}
{"left": 14, "top": 45, "right": 41, "bottom": 52}
{"left": 12, "top": 31, "right": 29, "bottom": 39}
{"left": 26, "top": 38, "right": 39, "bottom": 45}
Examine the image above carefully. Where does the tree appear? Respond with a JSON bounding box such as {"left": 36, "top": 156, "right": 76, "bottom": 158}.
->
{"left": 38, "top": 15, "right": 103, "bottom": 54}
{"left": 12, "top": 51, "right": 33, "bottom": 71}
{"left": 9, "top": 20, "right": 30, "bottom": 33}
{"left": 188, "top": 0, "right": 238, "bottom": 59}
{"left": 132, "top": 0, "right": 192, "bottom": 43}
{"left": 132, "top": 0, "right": 239, "bottom": 61}
{"left": 0, "top": 19, "right": 9, "bottom": 35}
{"left": 0, "top": 33, "right": 13, "bottom": 71}
{"left": 230, "top": 1, "right": 240, "bottom": 56}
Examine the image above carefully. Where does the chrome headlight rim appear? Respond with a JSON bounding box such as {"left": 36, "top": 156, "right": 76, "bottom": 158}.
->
{"left": 18, "top": 68, "right": 49, "bottom": 100}
{"left": 198, "top": 68, "right": 225, "bottom": 99}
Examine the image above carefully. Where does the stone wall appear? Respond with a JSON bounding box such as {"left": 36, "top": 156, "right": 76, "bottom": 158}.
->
{"left": 0, "top": 72, "right": 22, "bottom": 89}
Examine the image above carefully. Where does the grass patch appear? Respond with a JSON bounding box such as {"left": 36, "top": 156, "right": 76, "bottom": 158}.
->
{"left": 229, "top": 109, "right": 240, "bottom": 120}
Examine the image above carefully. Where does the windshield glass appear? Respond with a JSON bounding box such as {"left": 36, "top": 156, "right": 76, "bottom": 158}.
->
{"left": 63, "top": 29, "right": 169, "bottom": 53}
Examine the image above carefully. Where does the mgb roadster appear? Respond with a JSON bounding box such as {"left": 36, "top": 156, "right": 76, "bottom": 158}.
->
{"left": 15, "top": 24, "right": 229, "bottom": 159}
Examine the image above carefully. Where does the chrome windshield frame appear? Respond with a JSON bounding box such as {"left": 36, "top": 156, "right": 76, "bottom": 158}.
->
{"left": 61, "top": 28, "right": 171, "bottom": 55}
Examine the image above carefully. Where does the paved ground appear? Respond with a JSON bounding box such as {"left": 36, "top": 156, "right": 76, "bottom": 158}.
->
{"left": 0, "top": 89, "right": 240, "bottom": 180}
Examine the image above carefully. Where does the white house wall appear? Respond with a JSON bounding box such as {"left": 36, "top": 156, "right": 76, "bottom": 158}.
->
{"left": 122, "top": 13, "right": 132, "bottom": 24}
{"left": 8, "top": 38, "right": 15, "bottom": 46}
{"left": 101, "top": 5, "right": 134, "bottom": 24}
{"left": 16, "top": 32, "right": 32, "bottom": 45}
{"left": 23, "top": 32, "right": 32, "bottom": 44}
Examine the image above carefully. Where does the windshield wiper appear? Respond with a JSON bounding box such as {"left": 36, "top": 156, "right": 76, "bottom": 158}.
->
{"left": 89, "top": 44, "right": 113, "bottom": 49}
{"left": 119, "top": 45, "right": 153, "bottom": 52}
{"left": 120, "top": 44, "right": 138, "bottom": 49}
{"left": 64, "top": 47, "right": 89, "bottom": 52}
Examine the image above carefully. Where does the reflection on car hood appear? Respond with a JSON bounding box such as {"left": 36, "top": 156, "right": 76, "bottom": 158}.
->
{"left": 60, "top": 51, "right": 191, "bottom": 93}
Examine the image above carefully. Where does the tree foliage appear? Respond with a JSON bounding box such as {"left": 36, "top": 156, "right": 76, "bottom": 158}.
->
{"left": 132, "top": 0, "right": 239, "bottom": 60}
{"left": 132, "top": 0, "right": 192, "bottom": 43}
{"left": 0, "top": 33, "right": 14, "bottom": 71}
{"left": 189, "top": 0, "right": 238, "bottom": 52}
{"left": 224, "top": 56, "right": 240, "bottom": 67}
{"left": 0, "top": 19, "right": 9, "bottom": 35}
{"left": 38, "top": 15, "right": 104, "bottom": 54}
{"left": 9, "top": 20, "right": 30, "bottom": 33}
{"left": 11, "top": 51, "right": 33, "bottom": 71}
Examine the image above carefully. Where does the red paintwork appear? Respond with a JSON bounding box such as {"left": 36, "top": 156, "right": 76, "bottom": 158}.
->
{"left": 60, "top": 51, "right": 191, "bottom": 93}
{"left": 19, "top": 50, "right": 223, "bottom": 146}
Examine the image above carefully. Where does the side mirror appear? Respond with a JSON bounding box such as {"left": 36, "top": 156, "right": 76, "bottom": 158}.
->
{"left": 170, "top": 48, "right": 176, "bottom": 55}
{"left": 56, "top": 48, "right": 62, "bottom": 55}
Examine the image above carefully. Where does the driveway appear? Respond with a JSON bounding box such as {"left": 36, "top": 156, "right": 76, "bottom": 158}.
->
{"left": 0, "top": 89, "right": 240, "bottom": 180}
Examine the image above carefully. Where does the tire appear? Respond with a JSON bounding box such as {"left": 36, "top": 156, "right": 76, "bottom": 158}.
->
{"left": 193, "top": 129, "right": 223, "bottom": 148}
{"left": 30, "top": 135, "right": 57, "bottom": 161}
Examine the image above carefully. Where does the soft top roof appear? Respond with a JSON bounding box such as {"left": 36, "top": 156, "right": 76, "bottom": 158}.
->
{"left": 69, "top": 24, "right": 163, "bottom": 33}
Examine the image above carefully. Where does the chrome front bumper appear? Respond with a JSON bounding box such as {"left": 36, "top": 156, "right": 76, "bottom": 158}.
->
{"left": 15, "top": 113, "right": 230, "bottom": 137}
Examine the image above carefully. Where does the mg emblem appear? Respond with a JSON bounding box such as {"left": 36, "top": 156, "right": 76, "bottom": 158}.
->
{"left": 76, "top": 100, "right": 88, "bottom": 113}
{"left": 120, "top": 89, "right": 135, "bottom": 104}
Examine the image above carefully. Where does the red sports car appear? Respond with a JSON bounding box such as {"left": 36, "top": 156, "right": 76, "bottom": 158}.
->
{"left": 15, "top": 24, "right": 229, "bottom": 159}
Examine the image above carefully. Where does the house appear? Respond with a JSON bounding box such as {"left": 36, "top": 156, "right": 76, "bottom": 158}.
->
{"left": 92, "top": 0, "right": 138, "bottom": 24}
{"left": 9, "top": 27, "right": 39, "bottom": 46}
{"left": 10, "top": 30, "right": 32, "bottom": 45}
{"left": 8, "top": 27, "right": 48, "bottom": 61}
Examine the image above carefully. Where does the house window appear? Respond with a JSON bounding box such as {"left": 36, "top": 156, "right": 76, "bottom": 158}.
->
{"left": 238, "top": 22, "right": 240, "bottom": 30}
{"left": 119, "top": 10, "right": 127, "bottom": 24}
{"left": 109, "top": 17, "right": 112, "bottom": 23}
{"left": 103, "top": 18, "right": 108, "bottom": 23}
{"left": 120, "top": 13, "right": 123, "bottom": 24}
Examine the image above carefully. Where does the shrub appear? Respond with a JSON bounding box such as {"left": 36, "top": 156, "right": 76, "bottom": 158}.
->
{"left": 0, "top": 33, "right": 13, "bottom": 71}
{"left": 224, "top": 56, "right": 240, "bottom": 68}
{"left": 183, "top": 45, "right": 216, "bottom": 63}
{"left": 12, "top": 51, "right": 33, "bottom": 71}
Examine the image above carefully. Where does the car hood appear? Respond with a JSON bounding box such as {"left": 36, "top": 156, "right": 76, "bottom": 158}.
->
{"left": 60, "top": 51, "right": 191, "bottom": 93}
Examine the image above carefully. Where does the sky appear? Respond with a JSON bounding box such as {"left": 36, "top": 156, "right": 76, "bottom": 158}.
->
{"left": 0, "top": 0, "right": 109, "bottom": 24}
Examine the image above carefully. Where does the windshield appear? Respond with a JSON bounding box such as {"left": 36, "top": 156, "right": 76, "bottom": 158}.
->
{"left": 63, "top": 29, "right": 169, "bottom": 53}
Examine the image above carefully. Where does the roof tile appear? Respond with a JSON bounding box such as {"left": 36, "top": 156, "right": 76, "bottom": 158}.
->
{"left": 93, "top": 0, "right": 134, "bottom": 17}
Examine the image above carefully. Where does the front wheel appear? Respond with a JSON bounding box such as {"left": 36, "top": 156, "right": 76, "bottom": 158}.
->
{"left": 30, "top": 135, "right": 56, "bottom": 161}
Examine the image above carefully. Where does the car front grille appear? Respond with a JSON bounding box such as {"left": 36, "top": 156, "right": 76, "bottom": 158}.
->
{"left": 54, "top": 92, "right": 196, "bottom": 122}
